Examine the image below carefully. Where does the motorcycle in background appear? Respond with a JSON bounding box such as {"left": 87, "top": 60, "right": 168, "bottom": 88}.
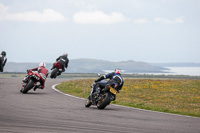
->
{"left": 20, "top": 70, "right": 42, "bottom": 94}
{"left": 50, "top": 61, "right": 63, "bottom": 79}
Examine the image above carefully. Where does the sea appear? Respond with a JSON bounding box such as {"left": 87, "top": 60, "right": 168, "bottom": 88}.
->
{"left": 102, "top": 67, "right": 200, "bottom": 76}
{"left": 143, "top": 67, "right": 200, "bottom": 76}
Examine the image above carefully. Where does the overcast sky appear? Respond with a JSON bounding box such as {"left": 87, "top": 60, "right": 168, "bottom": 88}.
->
{"left": 0, "top": 0, "right": 200, "bottom": 63}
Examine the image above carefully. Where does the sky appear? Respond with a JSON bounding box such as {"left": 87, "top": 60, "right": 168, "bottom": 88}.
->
{"left": 0, "top": 0, "right": 200, "bottom": 63}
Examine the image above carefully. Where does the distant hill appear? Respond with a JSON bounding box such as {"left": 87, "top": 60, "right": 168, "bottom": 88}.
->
{"left": 67, "top": 59, "right": 167, "bottom": 73}
{"left": 4, "top": 59, "right": 168, "bottom": 73}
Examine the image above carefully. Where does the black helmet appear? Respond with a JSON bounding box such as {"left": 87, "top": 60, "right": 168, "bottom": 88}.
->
{"left": 1, "top": 51, "right": 6, "bottom": 56}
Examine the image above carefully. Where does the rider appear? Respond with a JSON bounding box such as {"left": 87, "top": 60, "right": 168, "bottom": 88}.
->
{"left": 0, "top": 51, "right": 7, "bottom": 72}
{"left": 51, "top": 53, "right": 69, "bottom": 75}
{"left": 23, "top": 62, "right": 49, "bottom": 91}
{"left": 91, "top": 68, "right": 124, "bottom": 96}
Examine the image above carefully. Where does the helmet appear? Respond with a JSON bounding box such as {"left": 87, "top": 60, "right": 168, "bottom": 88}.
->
{"left": 115, "top": 68, "right": 121, "bottom": 74}
{"left": 39, "top": 62, "right": 46, "bottom": 68}
{"left": 1, "top": 51, "right": 6, "bottom": 56}
{"left": 63, "top": 53, "right": 68, "bottom": 56}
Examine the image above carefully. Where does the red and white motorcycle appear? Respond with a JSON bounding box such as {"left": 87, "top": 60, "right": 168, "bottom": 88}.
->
{"left": 20, "top": 70, "right": 42, "bottom": 94}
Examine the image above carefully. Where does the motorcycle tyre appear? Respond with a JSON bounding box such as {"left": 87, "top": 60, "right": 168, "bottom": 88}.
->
{"left": 97, "top": 92, "right": 111, "bottom": 109}
{"left": 21, "top": 80, "right": 34, "bottom": 94}
{"left": 50, "top": 68, "right": 58, "bottom": 79}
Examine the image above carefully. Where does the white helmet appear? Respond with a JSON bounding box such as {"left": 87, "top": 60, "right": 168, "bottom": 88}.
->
{"left": 63, "top": 53, "right": 68, "bottom": 56}
{"left": 115, "top": 68, "right": 121, "bottom": 74}
{"left": 39, "top": 62, "right": 46, "bottom": 68}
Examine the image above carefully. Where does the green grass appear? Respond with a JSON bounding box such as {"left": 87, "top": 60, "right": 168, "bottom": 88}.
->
{"left": 57, "top": 78, "right": 200, "bottom": 117}
{"left": 0, "top": 73, "right": 26, "bottom": 77}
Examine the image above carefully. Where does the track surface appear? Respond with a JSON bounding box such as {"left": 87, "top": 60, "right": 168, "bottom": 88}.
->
{"left": 0, "top": 77, "right": 200, "bottom": 133}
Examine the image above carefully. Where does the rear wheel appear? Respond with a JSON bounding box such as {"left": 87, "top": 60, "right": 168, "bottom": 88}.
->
{"left": 50, "top": 68, "right": 58, "bottom": 79}
{"left": 21, "top": 80, "right": 34, "bottom": 94}
{"left": 97, "top": 92, "right": 111, "bottom": 109}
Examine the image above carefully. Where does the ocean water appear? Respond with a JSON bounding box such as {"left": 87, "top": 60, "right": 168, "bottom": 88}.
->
{"left": 145, "top": 67, "right": 200, "bottom": 76}
{"left": 104, "top": 67, "right": 200, "bottom": 76}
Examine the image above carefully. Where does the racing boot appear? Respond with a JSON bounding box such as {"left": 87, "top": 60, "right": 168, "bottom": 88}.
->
{"left": 33, "top": 85, "right": 42, "bottom": 91}
{"left": 110, "top": 94, "right": 116, "bottom": 101}
{"left": 57, "top": 71, "right": 62, "bottom": 76}
{"left": 22, "top": 75, "right": 29, "bottom": 83}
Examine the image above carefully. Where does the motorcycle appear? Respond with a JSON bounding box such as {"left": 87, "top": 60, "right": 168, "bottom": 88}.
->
{"left": 20, "top": 70, "right": 42, "bottom": 94}
{"left": 50, "top": 61, "right": 63, "bottom": 79}
{"left": 85, "top": 79, "right": 119, "bottom": 109}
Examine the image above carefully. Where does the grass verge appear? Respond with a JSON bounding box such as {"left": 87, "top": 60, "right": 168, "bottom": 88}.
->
{"left": 57, "top": 78, "right": 200, "bottom": 117}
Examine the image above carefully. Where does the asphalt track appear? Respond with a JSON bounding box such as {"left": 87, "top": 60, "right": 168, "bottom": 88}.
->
{"left": 0, "top": 77, "right": 200, "bottom": 133}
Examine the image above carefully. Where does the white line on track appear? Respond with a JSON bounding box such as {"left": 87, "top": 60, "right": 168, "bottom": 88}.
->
{"left": 52, "top": 84, "right": 85, "bottom": 100}
{"left": 52, "top": 84, "right": 200, "bottom": 119}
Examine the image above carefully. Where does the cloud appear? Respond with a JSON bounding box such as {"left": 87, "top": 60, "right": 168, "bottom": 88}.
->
{"left": 0, "top": 3, "right": 9, "bottom": 20}
{"left": 73, "top": 11, "right": 129, "bottom": 24}
{"left": 0, "top": 3, "right": 67, "bottom": 23}
{"left": 0, "top": 3, "right": 8, "bottom": 13}
{"left": 133, "top": 19, "right": 150, "bottom": 24}
{"left": 154, "top": 17, "right": 184, "bottom": 24}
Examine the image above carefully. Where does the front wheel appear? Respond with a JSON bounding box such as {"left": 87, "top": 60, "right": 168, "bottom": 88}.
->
{"left": 50, "top": 68, "right": 58, "bottom": 79}
{"left": 21, "top": 80, "right": 34, "bottom": 94}
{"left": 97, "top": 92, "right": 111, "bottom": 109}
